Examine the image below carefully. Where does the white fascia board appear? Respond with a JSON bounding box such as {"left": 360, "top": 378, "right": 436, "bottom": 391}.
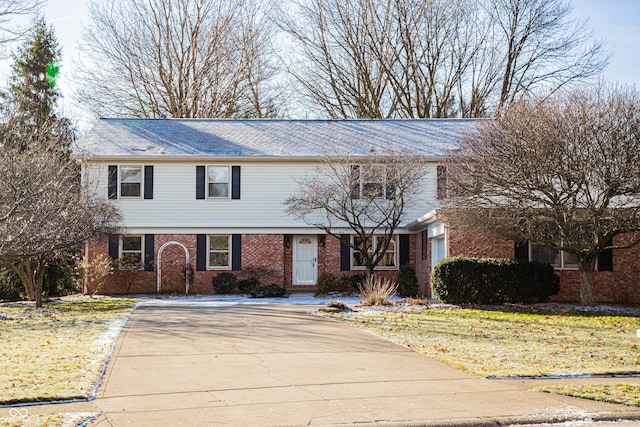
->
{"left": 74, "top": 154, "right": 444, "bottom": 163}
{"left": 405, "top": 209, "right": 440, "bottom": 232}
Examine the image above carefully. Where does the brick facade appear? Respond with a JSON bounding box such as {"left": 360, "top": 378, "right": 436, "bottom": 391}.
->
{"left": 436, "top": 227, "right": 640, "bottom": 304}
{"left": 85, "top": 233, "right": 413, "bottom": 295}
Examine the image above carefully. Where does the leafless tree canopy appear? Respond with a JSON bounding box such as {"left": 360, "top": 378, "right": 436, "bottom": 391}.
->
{"left": 444, "top": 83, "right": 640, "bottom": 305}
{"left": 74, "top": 0, "right": 279, "bottom": 118}
{"left": 285, "top": 150, "right": 427, "bottom": 276}
{"left": 0, "top": 0, "right": 41, "bottom": 54}
{"left": 279, "top": 0, "right": 609, "bottom": 119}
{"left": 0, "top": 121, "right": 119, "bottom": 306}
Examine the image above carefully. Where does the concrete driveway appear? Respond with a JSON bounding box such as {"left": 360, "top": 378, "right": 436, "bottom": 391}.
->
{"left": 87, "top": 299, "right": 640, "bottom": 426}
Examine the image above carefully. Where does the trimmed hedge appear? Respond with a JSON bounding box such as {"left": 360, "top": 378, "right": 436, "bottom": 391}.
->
{"left": 431, "top": 256, "right": 560, "bottom": 304}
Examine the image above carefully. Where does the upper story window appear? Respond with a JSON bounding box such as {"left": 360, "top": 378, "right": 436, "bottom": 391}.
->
{"left": 530, "top": 243, "right": 578, "bottom": 270}
{"left": 108, "top": 165, "right": 153, "bottom": 200}
{"left": 196, "top": 165, "right": 240, "bottom": 200}
{"left": 352, "top": 235, "right": 397, "bottom": 269}
{"left": 120, "top": 165, "right": 142, "bottom": 197}
{"left": 208, "top": 166, "right": 230, "bottom": 198}
{"left": 351, "top": 164, "right": 389, "bottom": 199}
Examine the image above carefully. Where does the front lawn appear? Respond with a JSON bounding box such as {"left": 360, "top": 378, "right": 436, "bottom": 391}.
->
{"left": 323, "top": 305, "right": 640, "bottom": 377}
{"left": 0, "top": 297, "right": 138, "bottom": 405}
{"left": 323, "top": 304, "right": 640, "bottom": 407}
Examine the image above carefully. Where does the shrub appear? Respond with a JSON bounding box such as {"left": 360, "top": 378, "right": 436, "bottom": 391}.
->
{"left": 359, "top": 275, "right": 397, "bottom": 306}
{"left": 315, "top": 272, "right": 341, "bottom": 295}
{"left": 76, "top": 254, "right": 114, "bottom": 297}
{"left": 431, "top": 257, "right": 560, "bottom": 304}
{"left": 0, "top": 268, "right": 22, "bottom": 301}
{"left": 396, "top": 263, "right": 419, "bottom": 297}
{"left": 212, "top": 272, "right": 237, "bottom": 294}
{"left": 237, "top": 277, "right": 259, "bottom": 293}
{"left": 236, "top": 266, "right": 275, "bottom": 293}
{"left": 339, "top": 273, "right": 366, "bottom": 293}
{"left": 249, "top": 284, "right": 287, "bottom": 298}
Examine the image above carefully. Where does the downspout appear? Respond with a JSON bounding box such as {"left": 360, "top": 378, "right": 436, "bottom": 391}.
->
{"left": 81, "top": 159, "right": 89, "bottom": 295}
{"left": 84, "top": 240, "right": 89, "bottom": 295}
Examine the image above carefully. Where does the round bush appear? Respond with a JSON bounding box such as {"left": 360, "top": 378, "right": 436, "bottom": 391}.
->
{"left": 431, "top": 256, "right": 560, "bottom": 304}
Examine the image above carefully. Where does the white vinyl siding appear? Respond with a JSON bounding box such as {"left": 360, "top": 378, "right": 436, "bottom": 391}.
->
{"left": 87, "top": 161, "right": 438, "bottom": 229}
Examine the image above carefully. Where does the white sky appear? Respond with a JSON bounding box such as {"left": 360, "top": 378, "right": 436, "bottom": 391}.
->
{"left": 2, "top": 0, "right": 639, "bottom": 125}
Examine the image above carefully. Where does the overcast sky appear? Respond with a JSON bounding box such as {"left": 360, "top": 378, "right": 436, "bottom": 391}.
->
{"left": 4, "top": 0, "right": 640, "bottom": 123}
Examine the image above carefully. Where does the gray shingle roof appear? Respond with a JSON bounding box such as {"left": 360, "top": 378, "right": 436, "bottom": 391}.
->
{"left": 77, "top": 118, "right": 481, "bottom": 159}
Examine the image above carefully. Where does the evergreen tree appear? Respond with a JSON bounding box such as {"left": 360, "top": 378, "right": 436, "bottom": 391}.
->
{"left": 0, "top": 18, "right": 88, "bottom": 306}
{"left": 2, "top": 17, "right": 74, "bottom": 152}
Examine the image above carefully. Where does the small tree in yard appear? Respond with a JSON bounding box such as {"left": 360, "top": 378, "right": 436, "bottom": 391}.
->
{"left": 285, "top": 150, "right": 427, "bottom": 277}
{"left": 0, "top": 129, "right": 119, "bottom": 307}
{"left": 444, "top": 83, "right": 640, "bottom": 306}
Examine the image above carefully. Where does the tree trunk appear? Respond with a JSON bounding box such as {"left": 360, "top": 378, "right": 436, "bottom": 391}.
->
{"left": 578, "top": 257, "right": 598, "bottom": 306}
{"left": 7, "top": 257, "right": 46, "bottom": 307}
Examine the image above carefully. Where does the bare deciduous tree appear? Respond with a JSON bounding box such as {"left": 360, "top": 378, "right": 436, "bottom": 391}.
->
{"left": 0, "top": 0, "right": 41, "bottom": 55}
{"left": 0, "top": 122, "right": 119, "bottom": 307}
{"left": 443, "top": 83, "right": 640, "bottom": 305}
{"left": 280, "top": 0, "right": 609, "bottom": 119}
{"left": 285, "top": 150, "right": 427, "bottom": 276}
{"left": 490, "top": 0, "right": 609, "bottom": 111}
{"left": 74, "top": 0, "right": 279, "bottom": 118}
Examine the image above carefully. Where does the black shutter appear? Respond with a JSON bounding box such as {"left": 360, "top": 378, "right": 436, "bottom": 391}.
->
{"left": 108, "top": 234, "right": 119, "bottom": 260}
{"left": 515, "top": 241, "right": 529, "bottom": 261}
{"left": 340, "top": 234, "right": 350, "bottom": 271}
{"left": 144, "top": 234, "right": 154, "bottom": 271}
{"left": 231, "top": 166, "right": 241, "bottom": 200}
{"left": 108, "top": 165, "right": 118, "bottom": 199}
{"left": 196, "top": 166, "right": 206, "bottom": 199}
{"left": 436, "top": 165, "right": 447, "bottom": 199}
{"left": 350, "top": 165, "right": 360, "bottom": 199}
{"left": 196, "top": 234, "right": 207, "bottom": 271}
{"left": 232, "top": 234, "right": 242, "bottom": 271}
{"left": 399, "top": 234, "right": 410, "bottom": 266}
{"left": 144, "top": 166, "right": 154, "bottom": 199}
{"left": 598, "top": 239, "right": 613, "bottom": 271}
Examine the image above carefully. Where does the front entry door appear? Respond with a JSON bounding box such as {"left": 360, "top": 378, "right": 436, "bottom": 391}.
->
{"left": 293, "top": 235, "right": 317, "bottom": 285}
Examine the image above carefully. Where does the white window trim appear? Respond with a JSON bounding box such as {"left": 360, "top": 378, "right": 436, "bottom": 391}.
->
{"left": 529, "top": 242, "right": 579, "bottom": 270}
{"left": 207, "top": 234, "right": 231, "bottom": 270}
{"left": 119, "top": 165, "right": 143, "bottom": 199}
{"left": 351, "top": 235, "right": 398, "bottom": 270}
{"left": 207, "top": 165, "right": 231, "bottom": 199}
{"left": 119, "top": 235, "right": 144, "bottom": 270}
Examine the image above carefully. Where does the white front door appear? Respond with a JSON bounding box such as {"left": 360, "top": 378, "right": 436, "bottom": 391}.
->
{"left": 293, "top": 235, "right": 317, "bottom": 285}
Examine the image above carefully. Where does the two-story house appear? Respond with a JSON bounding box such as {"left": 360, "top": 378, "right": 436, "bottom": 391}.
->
{"left": 77, "top": 118, "right": 640, "bottom": 303}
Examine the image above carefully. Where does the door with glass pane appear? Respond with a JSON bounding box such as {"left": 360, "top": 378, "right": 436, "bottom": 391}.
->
{"left": 293, "top": 235, "right": 317, "bottom": 285}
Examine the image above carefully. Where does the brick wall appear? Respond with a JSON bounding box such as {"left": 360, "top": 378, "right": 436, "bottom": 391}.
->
{"left": 431, "top": 228, "right": 640, "bottom": 304}
{"left": 86, "top": 233, "right": 414, "bottom": 295}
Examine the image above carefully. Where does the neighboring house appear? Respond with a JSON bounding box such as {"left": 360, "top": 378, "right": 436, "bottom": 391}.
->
{"left": 77, "top": 118, "right": 640, "bottom": 303}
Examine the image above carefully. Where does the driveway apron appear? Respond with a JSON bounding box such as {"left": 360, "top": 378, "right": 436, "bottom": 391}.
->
{"left": 89, "top": 300, "right": 640, "bottom": 426}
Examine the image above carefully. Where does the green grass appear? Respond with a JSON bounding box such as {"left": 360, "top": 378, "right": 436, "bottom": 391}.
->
{"left": 536, "top": 384, "right": 640, "bottom": 407}
{"left": 0, "top": 411, "right": 98, "bottom": 427}
{"left": 324, "top": 305, "right": 640, "bottom": 407}
{"left": 324, "top": 306, "right": 640, "bottom": 377}
{"left": 0, "top": 298, "right": 138, "bottom": 405}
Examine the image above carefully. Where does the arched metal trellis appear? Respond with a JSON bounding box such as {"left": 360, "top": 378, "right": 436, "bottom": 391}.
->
{"left": 157, "top": 241, "right": 190, "bottom": 294}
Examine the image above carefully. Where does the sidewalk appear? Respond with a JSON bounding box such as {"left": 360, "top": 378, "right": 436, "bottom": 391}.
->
{"left": 4, "top": 298, "right": 640, "bottom": 426}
